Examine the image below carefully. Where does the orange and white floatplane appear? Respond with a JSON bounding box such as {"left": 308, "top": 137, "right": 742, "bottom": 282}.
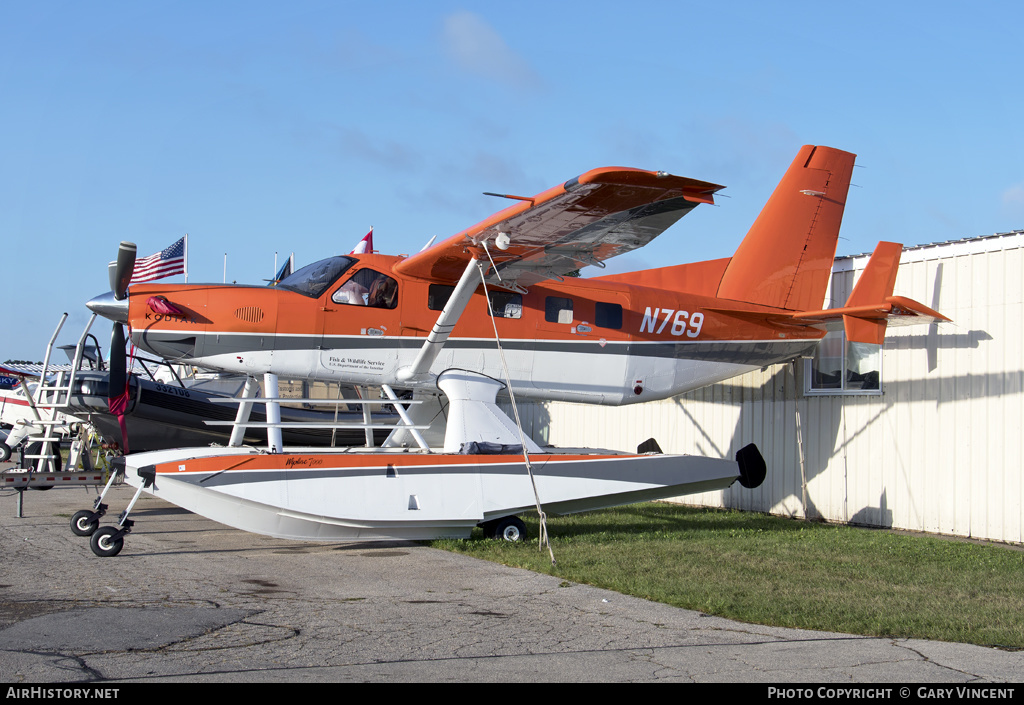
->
{"left": 77, "top": 145, "right": 947, "bottom": 556}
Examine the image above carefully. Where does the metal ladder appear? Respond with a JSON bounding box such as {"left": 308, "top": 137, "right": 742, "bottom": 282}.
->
{"left": 20, "top": 313, "right": 100, "bottom": 474}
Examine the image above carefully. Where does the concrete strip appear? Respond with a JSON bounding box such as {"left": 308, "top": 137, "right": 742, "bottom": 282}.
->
{"left": 0, "top": 481, "right": 1020, "bottom": 683}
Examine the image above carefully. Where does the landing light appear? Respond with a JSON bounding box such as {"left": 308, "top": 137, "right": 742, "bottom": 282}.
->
{"left": 495, "top": 232, "right": 511, "bottom": 251}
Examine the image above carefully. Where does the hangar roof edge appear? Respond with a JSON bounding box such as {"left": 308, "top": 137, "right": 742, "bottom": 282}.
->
{"left": 835, "top": 229, "right": 1024, "bottom": 271}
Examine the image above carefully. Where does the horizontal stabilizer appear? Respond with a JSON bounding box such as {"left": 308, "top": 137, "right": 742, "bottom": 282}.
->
{"left": 788, "top": 296, "right": 949, "bottom": 344}
{"left": 784, "top": 241, "right": 949, "bottom": 344}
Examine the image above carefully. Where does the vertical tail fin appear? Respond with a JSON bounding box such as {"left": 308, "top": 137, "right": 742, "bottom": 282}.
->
{"left": 716, "top": 145, "right": 856, "bottom": 311}
{"left": 842, "top": 241, "right": 902, "bottom": 344}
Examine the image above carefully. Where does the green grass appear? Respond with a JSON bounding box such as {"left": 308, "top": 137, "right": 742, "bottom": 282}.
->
{"left": 429, "top": 504, "right": 1024, "bottom": 649}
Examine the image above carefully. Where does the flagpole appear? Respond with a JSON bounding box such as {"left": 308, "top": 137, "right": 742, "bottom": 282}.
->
{"left": 184, "top": 233, "right": 189, "bottom": 283}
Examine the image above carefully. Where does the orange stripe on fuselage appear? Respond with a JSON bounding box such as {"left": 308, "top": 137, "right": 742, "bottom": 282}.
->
{"left": 154, "top": 452, "right": 627, "bottom": 475}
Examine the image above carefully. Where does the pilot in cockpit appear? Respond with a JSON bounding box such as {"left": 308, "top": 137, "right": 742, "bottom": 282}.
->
{"left": 333, "top": 270, "right": 397, "bottom": 309}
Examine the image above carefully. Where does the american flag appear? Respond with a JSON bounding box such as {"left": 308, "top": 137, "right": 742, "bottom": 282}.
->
{"left": 131, "top": 236, "right": 186, "bottom": 283}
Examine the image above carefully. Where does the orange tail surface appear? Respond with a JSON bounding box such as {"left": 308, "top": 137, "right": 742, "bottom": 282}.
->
{"left": 841, "top": 240, "right": 902, "bottom": 344}
{"left": 787, "top": 241, "right": 950, "bottom": 344}
{"left": 716, "top": 145, "right": 857, "bottom": 311}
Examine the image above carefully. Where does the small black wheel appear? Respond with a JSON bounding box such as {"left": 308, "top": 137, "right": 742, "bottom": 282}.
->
{"left": 24, "top": 442, "right": 62, "bottom": 472}
{"left": 71, "top": 510, "right": 99, "bottom": 537}
{"left": 0, "top": 442, "right": 10, "bottom": 463}
{"left": 90, "top": 526, "right": 124, "bottom": 557}
{"left": 490, "top": 516, "right": 527, "bottom": 542}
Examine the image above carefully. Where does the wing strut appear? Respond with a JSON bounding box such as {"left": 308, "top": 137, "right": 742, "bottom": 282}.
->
{"left": 396, "top": 255, "right": 483, "bottom": 383}
{"left": 394, "top": 245, "right": 556, "bottom": 562}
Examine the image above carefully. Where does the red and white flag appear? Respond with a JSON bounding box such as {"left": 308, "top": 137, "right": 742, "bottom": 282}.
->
{"left": 351, "top": 228, "right": 373, "bottom": 255}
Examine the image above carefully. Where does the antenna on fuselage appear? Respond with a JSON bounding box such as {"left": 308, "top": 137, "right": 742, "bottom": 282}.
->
{"left": 482, "top": 192, "right": 535, "bottom": 204}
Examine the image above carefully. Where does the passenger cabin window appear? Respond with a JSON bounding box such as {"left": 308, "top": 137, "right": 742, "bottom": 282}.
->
{"left": 487, "top": 290, "right": 522, "bottom": 319}
{"left": 427, "top": 284, "right": 454, "bottom": 311}
{"left": 427, "top": 284, "right": 522, "bottom": 319}
{"left": 545, "top": 297, "right": 573, "bottom": 324}
{"left": 595, "top": 302, "right": 622, "bottom": 329}
{"left": 332, "top": 269, "right": 398, "bottom": 309}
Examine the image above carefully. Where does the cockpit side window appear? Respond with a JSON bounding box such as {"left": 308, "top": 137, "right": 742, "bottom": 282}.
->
{"left": 332, "top": 269, "right": 398, "bottom": 309}
{"left": 276, "top": 256, "right": 355, "bottom": 298}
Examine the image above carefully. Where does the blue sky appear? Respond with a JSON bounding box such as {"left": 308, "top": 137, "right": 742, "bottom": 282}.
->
{"left": 2, "top": 1, "right": 1021, "bottom": 361}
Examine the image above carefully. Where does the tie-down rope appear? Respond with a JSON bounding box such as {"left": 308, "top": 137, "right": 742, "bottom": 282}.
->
{"left": 476, "top": 246, "right": 555, "bottom": 565}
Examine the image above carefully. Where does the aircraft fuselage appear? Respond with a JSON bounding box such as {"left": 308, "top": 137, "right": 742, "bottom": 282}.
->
{"left": 126, "top": 253, "right": 822, "bottom": 406}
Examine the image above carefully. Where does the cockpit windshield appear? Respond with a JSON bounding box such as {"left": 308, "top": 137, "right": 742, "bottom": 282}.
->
{"left": 276, "top": 256, "right": 356, "bottom": 298}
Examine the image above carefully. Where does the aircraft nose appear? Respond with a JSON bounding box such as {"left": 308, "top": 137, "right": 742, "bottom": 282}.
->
{"left": 86, "top": 291, "right": 129, "bottom": 324}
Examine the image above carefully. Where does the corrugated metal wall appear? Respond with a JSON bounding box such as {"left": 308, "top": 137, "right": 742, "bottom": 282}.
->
{"left": 519, "top": 232, "right": 1024, "bottom": 544}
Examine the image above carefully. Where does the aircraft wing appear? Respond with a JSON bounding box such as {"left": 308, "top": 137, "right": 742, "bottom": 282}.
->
{"left": 0, "top": 363, "right": 43, "bottom": 379}
{"left": 394, "top": 167, "right": 723, "bottom": 290}
{"left": 0, "top": 362, "right": 77, "bottom": 381}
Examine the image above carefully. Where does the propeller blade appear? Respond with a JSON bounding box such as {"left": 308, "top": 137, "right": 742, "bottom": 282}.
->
{"left": 108, "top": 241, "right": 137, "bottom": 301}
{"left": 108, "top": 323, "right": 127, "bottom": 406}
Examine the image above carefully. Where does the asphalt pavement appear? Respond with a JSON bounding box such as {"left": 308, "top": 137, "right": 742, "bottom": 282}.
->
{"left": 1, "top": 476, "right": 1022, "bottom": 685}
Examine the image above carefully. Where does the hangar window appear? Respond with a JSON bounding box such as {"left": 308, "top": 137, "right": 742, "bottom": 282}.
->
{"left": 805, "top": 331, "right": 882, "bottom": 395}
